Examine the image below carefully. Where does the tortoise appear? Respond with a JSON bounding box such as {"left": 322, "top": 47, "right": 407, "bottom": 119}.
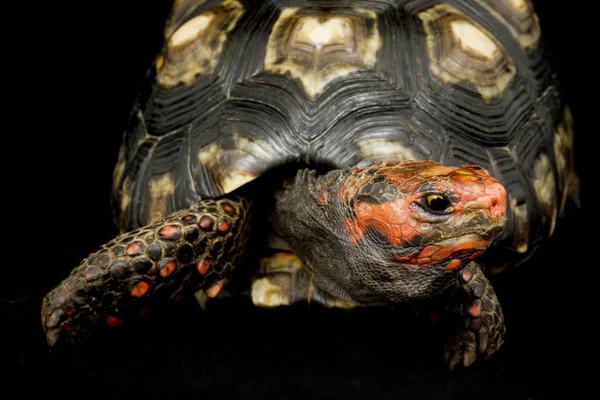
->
{"left": 41, "top": 0, "right": 578, "bottom": 369}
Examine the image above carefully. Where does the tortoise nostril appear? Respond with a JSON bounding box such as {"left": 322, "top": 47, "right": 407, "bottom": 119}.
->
{"left": 491, "top": 199, "right": 497, "bottom": 208}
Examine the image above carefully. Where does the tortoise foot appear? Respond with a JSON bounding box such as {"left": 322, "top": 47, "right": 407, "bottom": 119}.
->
{"left": 443, "top": 262, "right": 506, "bottom": 370}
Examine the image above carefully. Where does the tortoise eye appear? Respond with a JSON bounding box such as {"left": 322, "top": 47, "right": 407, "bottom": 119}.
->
{"left": 423, "top": 193, "right": 451, "bottom": 213}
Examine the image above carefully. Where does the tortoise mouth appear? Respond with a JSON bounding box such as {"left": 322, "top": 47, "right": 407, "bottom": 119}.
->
{"left": 417, "top": 218, "right": 504, "bottom": 247}
{"left": 434, "top": 211, "right": 506, "bottom": 243}
{"left": 434, "top": 233, "right": 493, "bottom": 250}
{"left": 476, "top": 223, "right": 505, "bottom": 240}
{"left": 428, "top": 223, "right": 505, "bottom": 253}
{"left": 440, "top": 222, "right": 504, "bottom": 242}
{"left": 418, "top": 218, "right": 503, "bottom": 248}
{"left": 392, "top": 223, "right": 504, "bottom": 266}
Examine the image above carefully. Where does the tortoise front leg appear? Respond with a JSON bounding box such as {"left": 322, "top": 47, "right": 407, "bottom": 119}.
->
{"left": 441, "top": 262, "right": 506, "bottom": 370}
{"left": 41, "top": 196, "right": 251, "bottom": 347}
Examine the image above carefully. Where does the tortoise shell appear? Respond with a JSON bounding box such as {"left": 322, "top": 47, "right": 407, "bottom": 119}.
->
{"left": 112, "top": 0, "right": 576, "bottom": 258}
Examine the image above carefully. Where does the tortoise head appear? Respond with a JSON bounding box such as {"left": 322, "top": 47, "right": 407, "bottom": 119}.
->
{"left": 273, "top": 160, "right": 507, "bottom": 305}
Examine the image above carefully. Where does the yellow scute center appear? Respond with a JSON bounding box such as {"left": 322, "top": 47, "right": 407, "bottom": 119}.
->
{"left": 170, "top": 15, "right": 212, "bottom": 47}
{"left": 450, "top": 20, "right": 499, "bottom": 60}
{"left": 295, "top": 17, "right": 351, "bottom": 50}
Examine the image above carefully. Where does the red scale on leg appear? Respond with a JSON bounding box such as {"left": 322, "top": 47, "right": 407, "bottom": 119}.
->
{"left": 83, "top": 267, "right": 100, "bottom": 282}
{"left": 182, "top": 215, "right": 197, "bottom": 223}
{"left": 106, "top": 316, "right": 122, "bottom": 328}
{"left": 206, "top": 280, "right": 225, "bottom": 298}
{"left": 158, "top": 260, "right": 177, "bottom": 277}
{"left": 126, "top": 241, "right": 146, "bottom": 256}
{"left": 221, "top": 203, "right": 235, "bottom": 214}
{"left": 199, "top": 216, "right": 214, "bottom": 230}
{"left": 468, "top": 303, "right": 482, "bottom": 317}
{"left": 461, "top": 268, "right": 473, "bottom": 282}
{"left": 197, "top": 259, "right": 211, "bottom": 275}
{"left": 218, "top": 218, "right": 231, "bottom": 233}
{"left": 131, "top": 281, "right": 150, "bottom": 297}
{"left": 159, "top": 225, "right": 181, "bottom": 239}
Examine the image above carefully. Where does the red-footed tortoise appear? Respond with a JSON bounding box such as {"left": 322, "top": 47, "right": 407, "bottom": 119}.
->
{"left": 41, "top": 0, "right": 578, "bottom": 369}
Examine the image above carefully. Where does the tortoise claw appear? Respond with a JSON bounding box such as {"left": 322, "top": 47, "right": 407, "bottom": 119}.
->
{"left": 445, "top": 331, "right": 477, "bottom": 370}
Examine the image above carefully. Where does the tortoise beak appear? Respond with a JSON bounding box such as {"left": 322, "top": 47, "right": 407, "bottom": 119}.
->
{"left": 479, "top": 223, "right": 505, "bottom": 240}
{"left": 480, "top": 179, "right": 507, "bottom": 222}
{"left": 462, "top": 175, "right": 507, "bottom": 223}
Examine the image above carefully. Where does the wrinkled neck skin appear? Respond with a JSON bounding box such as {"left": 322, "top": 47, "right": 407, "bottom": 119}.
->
{"left": 272, "top": 162, "right": 505, "bottom": 306}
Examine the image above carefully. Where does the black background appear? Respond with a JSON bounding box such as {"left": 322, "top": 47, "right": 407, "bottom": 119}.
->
{"left": 4, "top": 1, "right": 594, "bottom": 398}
